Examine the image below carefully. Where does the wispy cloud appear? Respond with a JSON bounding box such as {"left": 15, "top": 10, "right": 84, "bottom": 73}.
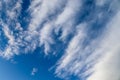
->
{"left": 54, "top": 0, "right": 82, "bottom": 41}
{"left": 0, "top": 0, "right": 82, "bottom": 57}
{"left": 0, "top": 0, "right": 120, "bottom": 80}
{"left": 54, "top": 23, "right": 104, "bottom": 79}
{"left": 31, "top": 68, "right": 38, "bottom": 76}
{"left": 0, "top": 0, "right": 22, "bottom": 59}
{"left": 87, "top": 10, "right": 120, "bottom": 80}
{"left": 28, "top": 0, "right": 66, "bottom": 31}
{"left": 54, "top": 1, "right": 120, "bottom": 79}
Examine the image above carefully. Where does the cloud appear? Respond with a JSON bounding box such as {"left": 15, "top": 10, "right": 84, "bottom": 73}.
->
{"left": 0, "top": 0, "right": 82, "bottom": 58}
{"left": 0, "top": 20, "right": 19, "bottom": 59}
{"left": 54, "top": 0, "right": 82, "bottom": 41}
{"left": 0, "top": 0, "right": 63, "bottom": 58}
{"left": 0, "top": 0, "right": 120, "bottom": 80}
{"left": 55, "top": 24, "right": 86, "bottom": 77}
{"left": 55, "top": 5, "right": 120, "bottom": 80}
{"left": 39, "top": 22, "right": 55, "bottom": 54}
{"left": 28, "top": 0, "right": 66, "bottom": 31}
{"left": 87, "top": 10, "right": 120, "bottom": 80}
{"left": 54, "top": 23, "right": 104, "bottom": 79}
{"left": 31, "top": 68, "right": 38, "bottom": 76}
{"left": 95, "top": 0, "right": 108, "bottom": 6}
{"left": 0, "top": 0, "right": 22, "bottom": 59}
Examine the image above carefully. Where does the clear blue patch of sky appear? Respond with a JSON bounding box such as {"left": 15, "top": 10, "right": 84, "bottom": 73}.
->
{"left": 0, "top": 47, "right": 64, "bottom": 80}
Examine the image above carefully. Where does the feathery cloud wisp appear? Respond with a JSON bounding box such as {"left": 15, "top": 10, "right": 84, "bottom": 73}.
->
{"left": 31, "top": 68, "right": 38, "bottom": 76}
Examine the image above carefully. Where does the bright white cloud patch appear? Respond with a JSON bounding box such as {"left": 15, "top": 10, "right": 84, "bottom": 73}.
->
{"left": 87, "top": 10, "right": 120, "bottom": 80}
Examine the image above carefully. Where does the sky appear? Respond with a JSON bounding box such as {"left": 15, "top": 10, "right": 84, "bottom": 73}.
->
{"left": 0, "top": 0, "right": 120, "bottom": 80}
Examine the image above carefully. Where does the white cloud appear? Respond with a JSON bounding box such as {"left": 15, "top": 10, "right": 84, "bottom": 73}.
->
{"left": 1, "top": 0, "right": 66, "bottom": 58}
{"left": 3, "top": 25, "right": 14, "bottom": 45}
{"left": 0, "top": 0, "right": 22, "bottom": 59}
{"left": 0, "top": 1, "right": 120, "bottom": 80}
{"left": 26, "top": 0, "right": 68, "bottom": 54}
{"left": 0, "top": 1, "right": 2, "bottom": 11}
{"left": 6, "top": 0, "right": 22, "bottom": 19}
{"left": 54, "top": 0, "right": 82, "bottom": 41}
{"left": 55, "top": 23, "right": 103, "bottom": 79}
{"left": 55, "top": 23, "right": 86, "bottom": 73}
{"left": 31, "top": 68, "right": 38, "bottom": 76}
{"left": 27, "top": 0, "right": 82, "bottom": 54}
{"left": 39, "top": 22, "right": 55, "bottom": 54}
{"left": 55, "top": 9, "right": 120, "bottom": 80}
{"left": 87, "top": 10, "right": 120, "bottom": 80}
{"left": 95, "top": 0, "right": 108, "bottom": 6}
{"left": 28, "top": 0, "right": 66, "bottom": 31}
{"left": 0, "top": 21, "right": 18, "bottom": 59}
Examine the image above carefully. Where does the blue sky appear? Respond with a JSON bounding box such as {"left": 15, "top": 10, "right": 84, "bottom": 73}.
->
{"left": 0, "top": 0, "right": 120, "bottom": 80}
{"left": 0, "top": 48, "right": 63, "bottom": 80}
